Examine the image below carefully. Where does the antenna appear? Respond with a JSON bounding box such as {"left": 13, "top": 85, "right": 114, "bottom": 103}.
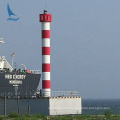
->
{"left": 45, "top": 1, "right": 47, "bottom": 10}
{"left": 45, "top": 2, "right": 46, "bottom": 10}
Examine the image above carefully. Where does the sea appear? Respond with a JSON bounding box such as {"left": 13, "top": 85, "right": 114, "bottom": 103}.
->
{"left": 82, "top": 99, "right": 120, "bottom": 115}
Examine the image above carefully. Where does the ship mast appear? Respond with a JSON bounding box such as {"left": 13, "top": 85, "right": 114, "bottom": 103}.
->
{"left": 0, "top": 38, "right": 4, "bottom": 70}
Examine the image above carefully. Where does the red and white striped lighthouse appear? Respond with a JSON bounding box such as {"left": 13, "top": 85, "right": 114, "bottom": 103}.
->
{"left": 39, "top": 10, "right": 52, "bottom": 97}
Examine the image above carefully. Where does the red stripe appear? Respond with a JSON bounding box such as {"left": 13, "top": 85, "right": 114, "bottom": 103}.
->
{"left": 42, "top": 30, "right": 50, "bottom": 38}
{"left": 42, "top": 64, "right": 50, "bottom": 72}
{"left": 42, "top": 47, "right": 50, "bottom": 55}
{"left": 42, "top": 80, "right": 50, "bottom": 89}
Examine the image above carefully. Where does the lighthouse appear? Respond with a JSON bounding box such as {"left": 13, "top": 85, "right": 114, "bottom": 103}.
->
{"left": 39, "top": 10, "right": 51, "bottom": 97}
{"left": 38, "top": 10, "right": 81, "bottom": 115}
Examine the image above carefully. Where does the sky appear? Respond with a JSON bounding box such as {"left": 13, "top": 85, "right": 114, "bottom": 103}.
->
{"left": 0, "top": 0, "right": 120, "bottom": 99}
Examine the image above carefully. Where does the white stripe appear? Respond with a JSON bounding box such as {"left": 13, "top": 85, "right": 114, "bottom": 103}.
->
{"left": 41, "top": 89, "right": 51, "bottom": 97}
{"left": 42, "top": 55, "right": 50, "bottom": 63}
{"left": 41, "top": 22, "right": 50, "bottom": 30}
{"left": 42, "top": 89, "right": 50, "bottom": 92}
{"left": 42, "top": 38, "right": 50, "bottom": 47}
{"left": 42, "top": 72, "right": 50, "bottom": 80}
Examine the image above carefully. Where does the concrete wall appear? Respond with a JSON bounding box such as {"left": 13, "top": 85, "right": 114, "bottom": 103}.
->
{"left": 49, "top": 97, "right": 82, "bottom": 115}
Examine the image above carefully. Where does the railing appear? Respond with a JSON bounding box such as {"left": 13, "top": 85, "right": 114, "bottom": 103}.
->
{"left": 0, "top": 90, "right": 40, "bottom": 99}
{"left": 51, "top": 91, "right": 79, "bottom": 97}
{"left": 0, "top": 91, "right": 79, "bottom": 98}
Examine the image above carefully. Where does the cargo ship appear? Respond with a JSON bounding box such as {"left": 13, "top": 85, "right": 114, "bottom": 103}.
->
{"left": 0, "top": 39, "right": 41, "bottom": 98}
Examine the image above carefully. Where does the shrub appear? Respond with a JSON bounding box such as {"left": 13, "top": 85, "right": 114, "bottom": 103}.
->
{"left": 104, "top": 110, "right": 111, "bottom": 119}
{"left": 8, "top": 112, "right": 20, "bottom": 118}
{"left": 33, "top": 114, "right": 46, "bottom": 119}
{"left": 24, "top": 113, "right": 30, "bottom": 117}
{"left": 0, "top": 116, "right": 4, "bottom": 120}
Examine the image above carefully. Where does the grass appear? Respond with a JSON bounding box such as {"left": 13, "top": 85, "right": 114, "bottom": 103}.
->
{"left": 0, "top": 112, "right": 120, "bottom": 120}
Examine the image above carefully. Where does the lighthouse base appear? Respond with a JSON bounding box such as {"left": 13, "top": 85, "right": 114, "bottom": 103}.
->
{"left": 48, "top": 97, "right": 82, "bottom": 115}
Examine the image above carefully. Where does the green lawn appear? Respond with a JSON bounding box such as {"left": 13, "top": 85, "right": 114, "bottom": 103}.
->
{"left": 0, "top": 111, "right": 119, "bottom": 120}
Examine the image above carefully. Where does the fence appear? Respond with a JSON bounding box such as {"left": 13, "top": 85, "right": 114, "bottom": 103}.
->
{"left": 0, "top": 95, "right": 30, "bottom": 116}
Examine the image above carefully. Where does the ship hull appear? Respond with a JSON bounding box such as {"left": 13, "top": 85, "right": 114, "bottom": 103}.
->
{"left": 0, "top": 72, "right": 41, "bottom": 98}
